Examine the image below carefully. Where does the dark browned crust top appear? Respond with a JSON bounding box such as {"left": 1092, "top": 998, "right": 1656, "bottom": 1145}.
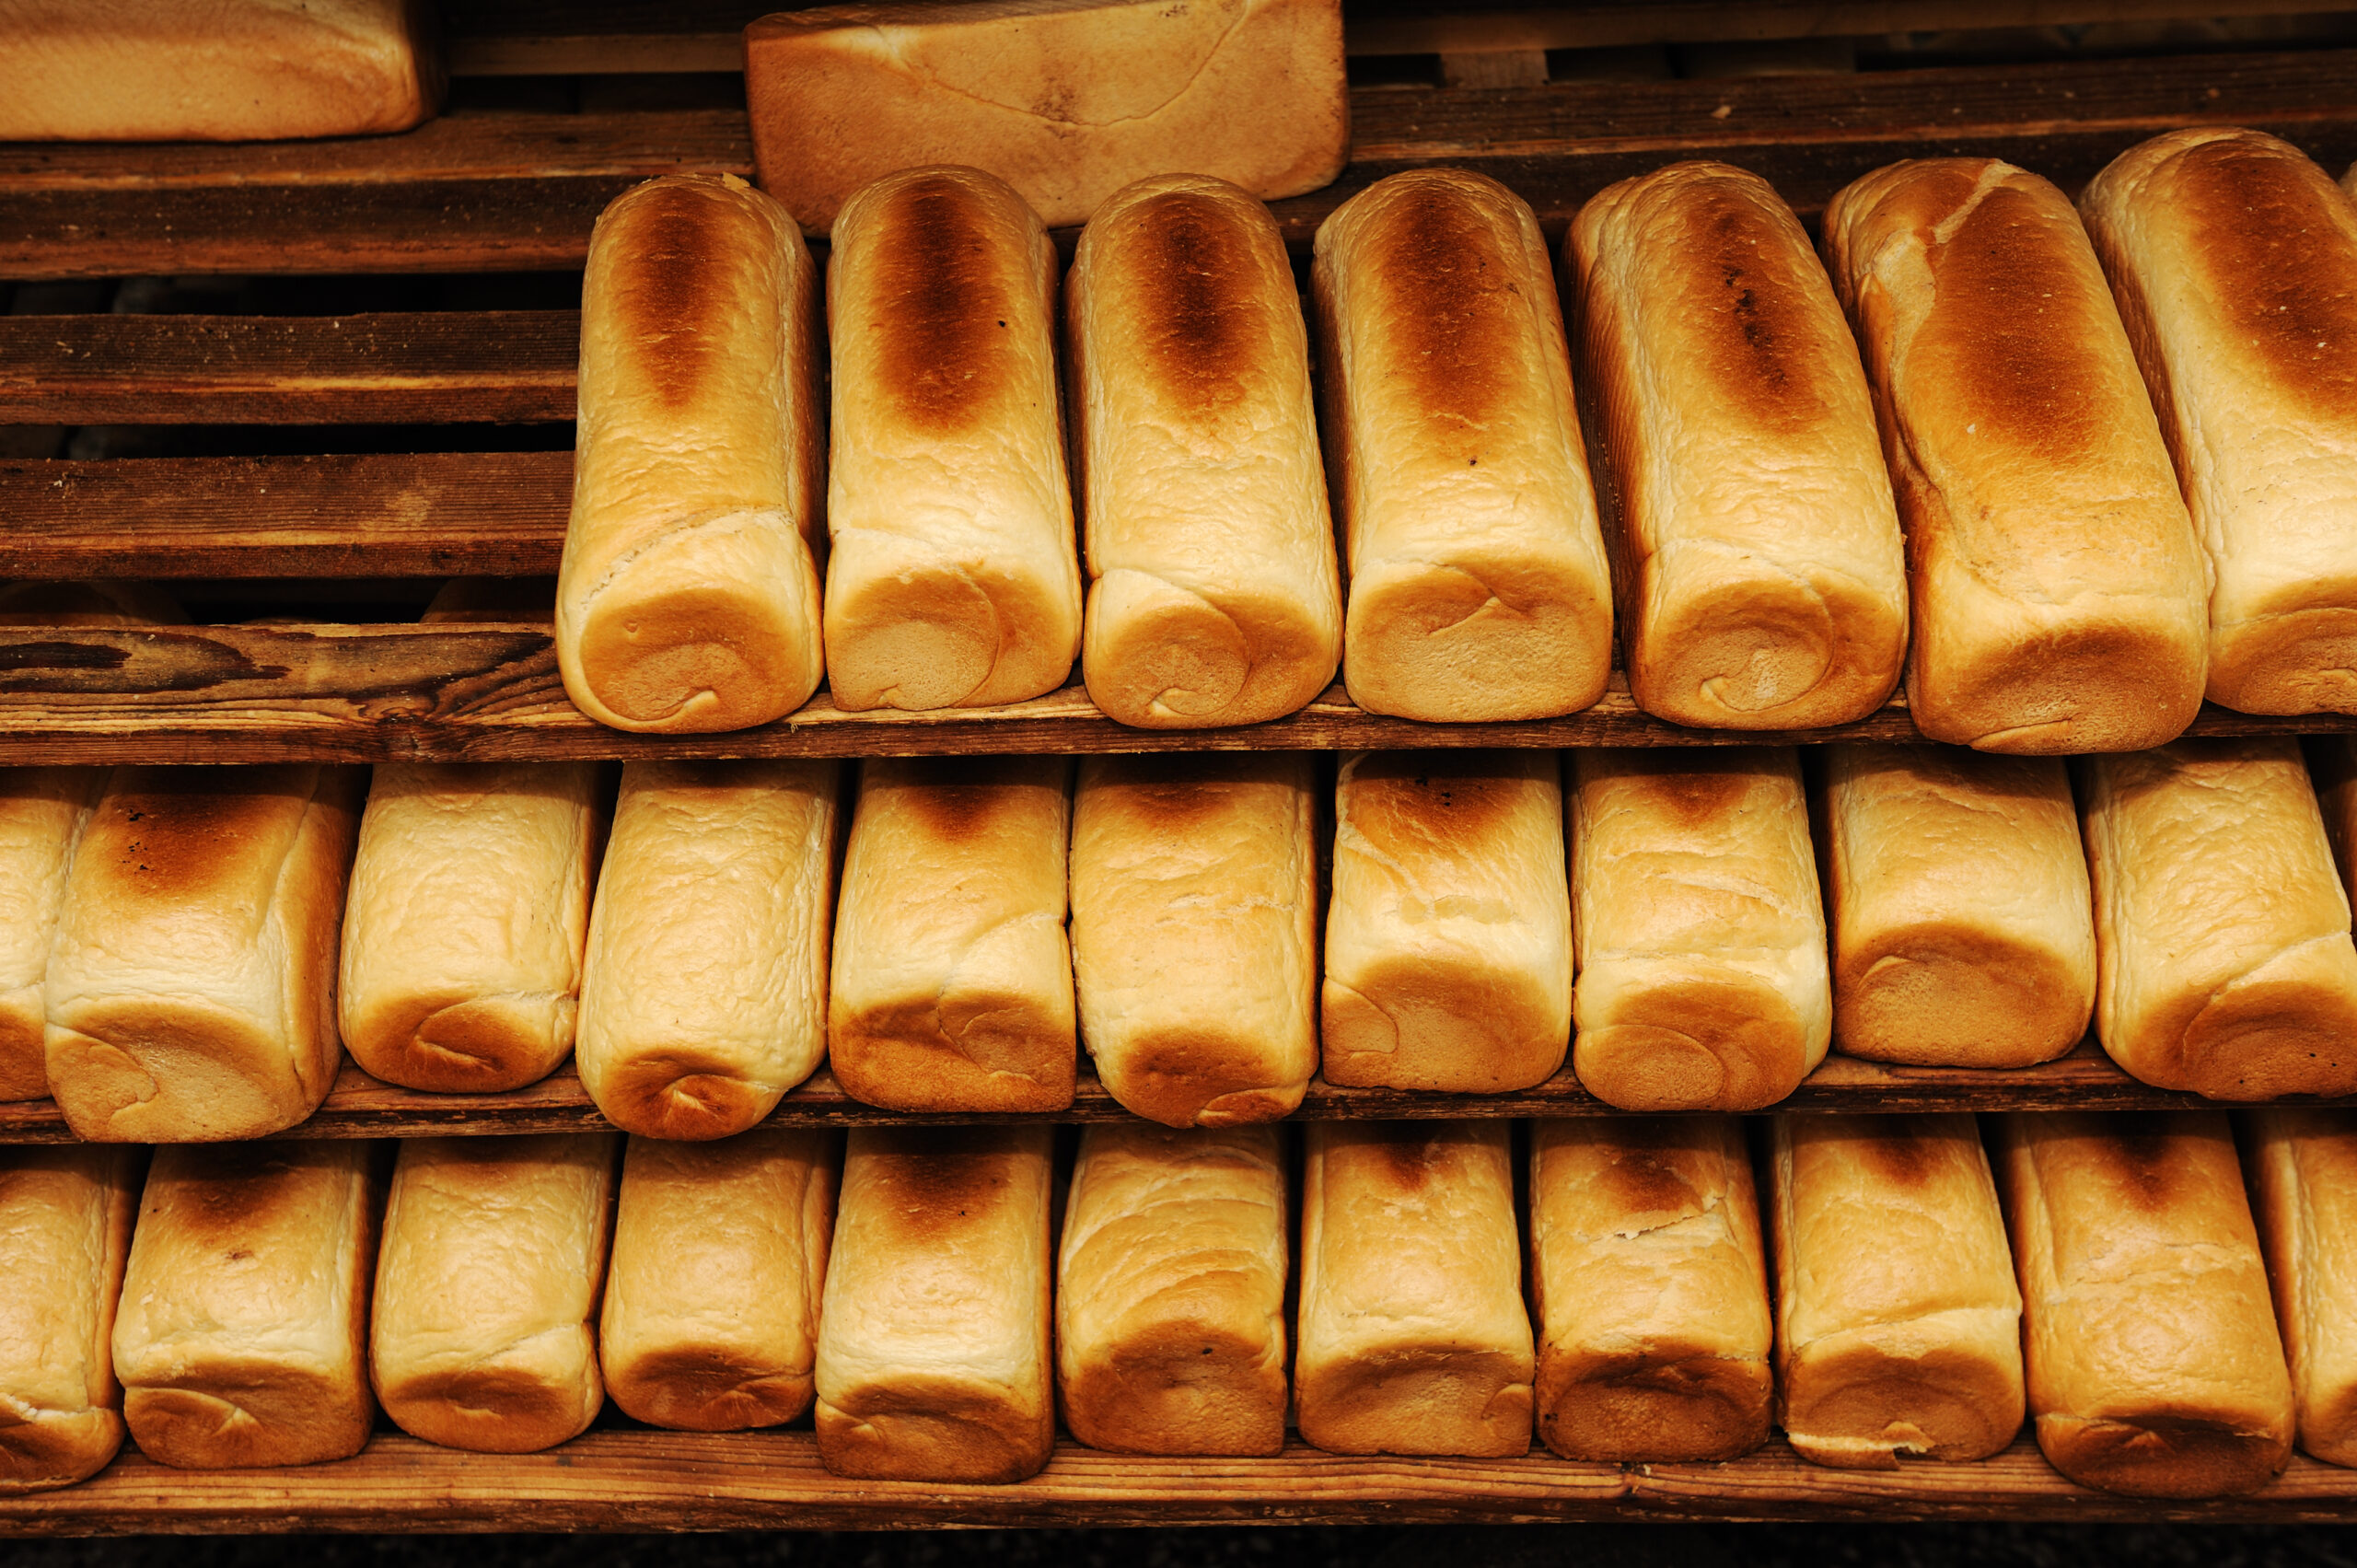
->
{"left": 1364, "top": 176, "right": 1527, "bottom": 450}
{"left": 862, "top": 172, "right": 1018, "bottom": 435}
{"left": 605, "top": 180, "right": 754, "bottom": 413}
{"left": 1670, "top": 176, "right": 1829, "bottom": 433}
{"left": 90, "top": 765, "right": 314, "bottom": 901}
{"left": 1125, "top": 191, "right": 1262, "bottom": 415}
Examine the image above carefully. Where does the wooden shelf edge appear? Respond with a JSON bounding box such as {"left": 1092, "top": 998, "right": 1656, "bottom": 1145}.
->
{"left": 4, "top": 1432, "right": 2354, "bottom": 1531}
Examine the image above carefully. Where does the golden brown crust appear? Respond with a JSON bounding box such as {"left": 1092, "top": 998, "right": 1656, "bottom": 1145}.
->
{"left": 2244, "top": 1108, "right": 2357, "bottom": 1467}
{"left": 0, "top": 1145, "right": 140, "bottom": 1493}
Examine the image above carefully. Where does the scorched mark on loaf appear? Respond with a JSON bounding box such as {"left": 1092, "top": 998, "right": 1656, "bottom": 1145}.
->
{"left": 1849, "top": 1121, "right": 1946, "bottom": 1188}
{"left": 1684, "top": 188, "right": 1817, "bottom": 431}
{"left": 1596, "top": 1145, "right": 1705, "bottom": 1216}
{"left": 875, "top": 177, "right": 1012, "bottom": 433}
{"left": 2179, "top": 145, "right": 2357, "bottom": 419}
{"left": 613, "top": 185, "right": 731, "bottom": 412}
{"left": 2083, "top": 1117, "right": 2199, "bottom": 1212}
{"left": 1135, "top": 195, "right": 1255, "bottom": 412}
{"left": 97, "top": 771, "right": 307, "bottom": 899}
{"left": 1918, "top": 186, "right": 2102, "bottom": 459}
{"left": 154, "top": 1148, "right": 304, "bottom": 1242}
{"left": 1639, "top": 765, "right": 1759, "bottom": 829}
{"left": 1351, "top": 1121, "right": 1455, "bottom": 1186}
{"left": 1378, "top": 183, "right": 1515, "bottom": 437}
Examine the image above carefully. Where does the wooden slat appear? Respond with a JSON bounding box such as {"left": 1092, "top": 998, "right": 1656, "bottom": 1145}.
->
{"left": 0, "top": 314, "right": 578, "bottom": 424}
{"left": 0, "top": 454, "right": 572, "bottom": 578}
{"left": 0, "top": 622, "right": 2351, "bottom": 765}
{"left": 4, "top": 1431, "right": 2355, "bottom": 1531}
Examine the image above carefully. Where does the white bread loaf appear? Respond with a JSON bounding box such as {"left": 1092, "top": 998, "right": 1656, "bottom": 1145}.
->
{"left": 1568, "top": 747, "right": 1829, "bottom": 1111}
{"left": 112, "top": 1140, "right": 380, "bottom": 1469}
{"left": 0, "top": 0, "right": 438, "bottom": 141}
{"left": 577, "top": 760, "right": 840, "bottom": 1140}
{"left": 1067, "top": 174, "right": 1341, "bottom": 728}
{"left": 1768, "top": 1113, "right": 2024, "bottom": 1469}
{"left": 829, "top": 755, "right": 1074, "bottom": 1113}
{"left": 1994, "top": 1111, "right": 2293, "bottom": 1498}
{"left": 1070, "top": 752, "right": 1318, "bottom": 1126}
{"left": 0, "top": 1145, "right": 138, "bottom": 1493}
{"left": 0, "top": 770, "right": 99, "bottom": 1102}
{"left": 815, "top": 1125, "right": 1054, "bottom": 1483}
{"left": 1312, "top": 168, "right": 1613, "bottom": 722}
{"left": 2084, "top": 130, "right": 2357, "bottom": 714}
{"left": 2245, "top": 1108, "right": 2357, "bottom": 1467}
{"left": 1571, "top": 161, "right": 1909, "bottom": 730}
{"left": 1322, "top": 749, "right": 1570, "bottom": 1092}
{"left": 822, "top": 166, "right": 1081, "bottom": 711}
{"left": 2080, "top": 739, "right": 2357, "bottom": 1098}
{"left": 1527, "top": 1117, "right": 1771, "bottom": 1462}
{"left": 1055, "top": 1123, "right": 1287, "bottom": 1456}
{"left": 1818, "top": 743, "right": 2095, "bottom": 1067}
{"left": 601, "top": 1129, "right": 838, "bottom": 1433}
{"left": 1295, "top": 1121, "right": 1534, "bottom": 1458}
{"left": 743, "top": 0, "right": 1347, "bottom": 232}
{"left": 1824, "top": 157, "right": 2210, "bottom": 753}
{"left": 43, "top": 764, "right": 363, "bottom": 1143}
{"left": 371, "top": 1133, "right": 618, "bottom": 1455}
{"left": 558, "top": 174, "right": 826, "bottom": 735}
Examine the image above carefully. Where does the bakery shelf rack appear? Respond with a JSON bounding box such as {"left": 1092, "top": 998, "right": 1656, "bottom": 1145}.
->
{"left": 13, "top": 0, "right": 2357, "bottom": 1529}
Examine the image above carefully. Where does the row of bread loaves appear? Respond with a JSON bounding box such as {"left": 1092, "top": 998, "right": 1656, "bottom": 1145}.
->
{"left": 10, "top": 1110, "right": 2349, "bottom": 1500}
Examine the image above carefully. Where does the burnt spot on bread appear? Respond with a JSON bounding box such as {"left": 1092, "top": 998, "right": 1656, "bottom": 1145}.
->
{"left": 155, "top": 1144, "right": 308, "bottom": 1242}
{"left": 870, "top": 1132, "right": 1016, "bottom": 1227}
{"left": 1850, "top": 1121, "right": 1945, "bottom": 1188}
{"left": 611, "top": 182, "right": 733, "bottom": 412}
{"left": 1352, "top": 750, "right": 1527, "bottom": 831}
{"left": 1643, "top": 765, "right": 1758, "bottom": 829}
{"left": 1598, "top": 1144, "right": 1703, "bottom": 1214}
{"left": 1132, "top": 193, "right": 1259, "bottom": 414}
{"left": 1376, "top": 180, "right": 1517, "bottom": 442}
{"left": 2178, "top": 143, "right": 2357, "bottom": 419}
{"left": 2092, "top": 1116, "right": 2198, "bottom": 1211}
{"left": 98, "top": 768, "right": 307, "bottom": 899}
{"left": 1348, "top": 1121, "right": 1456, "bottom": 1186}
{"left": 871, "top": 175, "right": 1013, "bottom": 433}
{"left": 1678, "top": 183, "right": 1822, "bottom": 430}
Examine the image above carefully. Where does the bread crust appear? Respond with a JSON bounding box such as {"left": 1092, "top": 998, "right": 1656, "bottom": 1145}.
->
{"left": 114, "top": 1141, "right": 380, "bottom": 1469}
{"left": 0, "top": 1145, "right": 139, "bottom": 1493}
{"left": 1070, "top": 752, "right": 1318, "bottom": 1126}
{"left": 1055, "top": 1124, "right": 1288, "bottom": 1456}
{"left": 744, "top": 0, "right": 1346, "bottom": 231}
{"left": 815, "top": 1126, "right": 1054, "bottom": 1482}
{"left": 2084, "top": 129, "right": 2357, "bottom": 714}
{"left": 371, "top": 1133, "right": 619, "bottom": 1454}
{"left": 602, "top": 1129, "right": 838, "bottom": 1433}
{"left": 1068, "top": 174, "right": 1341, "bottom": 728}
{"left": 1819, "top": 743, "right": 2095, "bottom": 1067}
{"left": 1323, "top": 749, "right": 1569, "bottom": 1091}
{"left": 1296, "top": 1121, "right": 1533, "bottom": 1457}
{"left": 558, "top": 174, "right": 826, "bottom": 734}
{"left": 1994, "top": 1111, "right": 2293, "bottom": 1498}
{"left": 2079, "top": 739, "right": 2357, "bottom": 1099}
{"left": 577, "top": 760, "right": 840, "bottom": 1139}
{"left": 1825, "top": 157, "right": 2209, "bottom": 753}
{"left": 1572, "top": 161, "right": 1908, "bottom": 730}
{"left": 0, "top": 769, "right": 99, "bottom": 1102}
{"left": 2245, "top": 1108, "right": 2357, "bottom": 1467}
{"left": 829, "top": 756, "right": 1074, "bottom": 1112}
{"left": 1314, "top": 168, "right": 1613, "bottom": 721}
{"left": 1568, "top": 748, "right": 1829, "bottom": 1110}
{"left": 1527, "top": 1117, "right": 1771, "bottom": 1462}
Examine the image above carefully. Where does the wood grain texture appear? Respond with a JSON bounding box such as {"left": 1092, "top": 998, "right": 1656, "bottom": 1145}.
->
{"left": 3, "top": 1432, "right": 2356, "bottom": 1531}
{"left": 0, "top": 455, "right": 572, "bottom": 578}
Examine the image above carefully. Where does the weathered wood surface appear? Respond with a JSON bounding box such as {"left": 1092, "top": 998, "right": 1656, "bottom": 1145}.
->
{"left": 0, "top": 454, "right": 573, "bottom": 578}
{"left": 5, "top": 51, "right": 2355, "bottom": 273}
{"left": 0, "top": 1041, "right": 2307, "bottom": 1144}
{"left": 4, "top": 1431, "right": 2355, "bottom": 1532}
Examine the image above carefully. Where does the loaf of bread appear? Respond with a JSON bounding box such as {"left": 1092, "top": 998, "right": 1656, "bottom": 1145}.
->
{"left": 0, "top": 770, "right": 99, "bottom": 1102}
{"left": 2080, "top": 739, "right": 2357, "bottom": 1098}
{"left": 815, "top": 1125, "right": 1054, "bottom": 1482}
{"left": 1568, "top": 747, "right": 1829, "bottom": 1110}
{"left": 341, "top": 583, "right": 602, "bottom": 1094}
{"left": 1527, "top": 1117, "right": 1771, "bottom": 1461}
{"left": 602, "top": 1129, "right": 838, "bottom": 1433}
{"left": 744, "top": 0, "right": 1347, "bottom": 231}
{"left": 1818, "top": 743, "right": 2095, "bottom": 1066}
{"left": 1570, "top": 161, "right": 1909, "bottom": 730}
{"left": 1994, "top": 1111, "right": 2293, "bottom": 1497}
{"left": 822, "top": 166, "right": 1081, "bottom": 711}
{"left": 1070, "top": 752, "right": 1318, "bottom": 1125}
{"left": 558, "top": 174, "right": 826, "bottom": 735}
{"left": 1768, "top": 1113, "right": 2024, "bottom": 1469}
{"left": 1323, "top": 749, "right": 1570, "bottom": 1092}
{"left": 1296, "top": 1121, "right": 1533, "bottom": 1457}
{"left": 829, "top": 755, "right": 1074, "bottom": 1112}
{"left": 577, "top": 760, "right": 840, "bottom": 1140}
{"left": 0, "top": 0, "right": 439, "bottom": 141}
{"left": 1055, "top": 1123, "right": 1288, "bottom": 1456}
{"left": 1312, "top": 168, "right": 1613, "bottom": 722}
{"left": 42, "top": 764, "right": 363, "bottom": 1143}
{"left": 1824, "top": 157, "right": 2209, "bottom": 752}
{"left": 371, "top": 1133, "right": 618, "bottom": 1454}
{"left": 0, "top": 1145, "right": 138, "bottom": 1493}
{"left": 2244, "top": 1108, "right": 2357, "bottom": 1467}
{"left": 2084, "top": 130, "right": 2357, "bottom": 714}
{"left": 112, "top": 1141, "right": 379, "bottom": 1469}
{"left": 1067, "top": 174, "right": 1341, "bottom": 728}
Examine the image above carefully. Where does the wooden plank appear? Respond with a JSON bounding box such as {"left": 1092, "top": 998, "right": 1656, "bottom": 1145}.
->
{"left": 3, "top": 1431, "right": 2355, "bottom": 1531}
{"left": 0, "top": 313, "right": 578, "bottom": 424}
{"left": 0, "top": 454, "right": 572, "bottom": 579}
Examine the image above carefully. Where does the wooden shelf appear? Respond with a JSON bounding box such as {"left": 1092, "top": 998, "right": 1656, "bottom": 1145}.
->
{"left": 0, "top": 1041, "right": 2316, "bottom": 1144}
{"left": 4, "top": 1430, "right": 2355, "bottom": 1531}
